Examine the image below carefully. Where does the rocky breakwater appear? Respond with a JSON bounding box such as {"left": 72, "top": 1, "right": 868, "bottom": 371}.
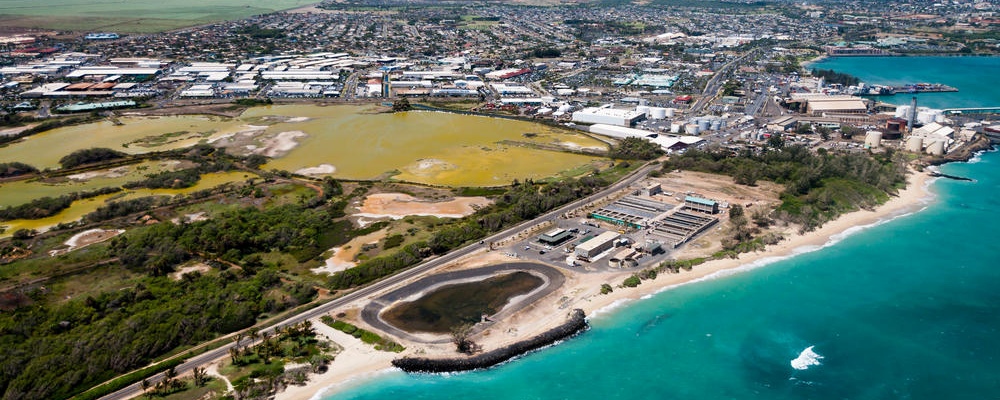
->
{"left": 392, "top": 309, "right": 589, "bottom": 373}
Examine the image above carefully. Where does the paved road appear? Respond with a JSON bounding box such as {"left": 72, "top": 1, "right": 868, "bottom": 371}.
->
{"left": 101, "top": 161, "right": 658, "bottom": 400}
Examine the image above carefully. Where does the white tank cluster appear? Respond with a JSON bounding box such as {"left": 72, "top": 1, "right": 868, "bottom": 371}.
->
{"left": 895, "top": 106, "right": 946, "bottom": 125}
{"left": 635, "top": 106, "right": 676, "bottom": 120}
{"left": 686, "top": 116, "right": 727, "bottom": 134}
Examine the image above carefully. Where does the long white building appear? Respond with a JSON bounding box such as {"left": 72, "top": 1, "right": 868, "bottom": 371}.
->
{"left": 572, "top": 107, "right": 646, "bottom": 126}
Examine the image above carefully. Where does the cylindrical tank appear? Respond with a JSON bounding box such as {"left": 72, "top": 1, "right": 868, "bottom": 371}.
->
{"left": 650, "top": 107, "right": 666, "bottom": 119}
{"left": 917, "top": 110, "right": 936, "bottom": 125}
{"left": 864, "top": 131, "right": 882, "bottom": 148}
{"left": 710, "top": 120, "right": 722, "bottom": 131}
{"left": 636, "top": 106, "right": 650, "bottom": 116}
{"left": 926, "top": 140, "right": 945, "bottom": 156}
{"left": 895, "top": 105, "right": 911, "bottom": 119}
{"left": 665, "top": 108, "right": 676, "bottom": 117}
{"left": 685, "top": 123, "right": 700, "bottom": 135}
{"left": 639, "top": 99, "right": 649, "bottom": 106}
{"left": 670, "top": 123, "right": 681, "bottom": 133}
{"left": 698, "top": 119, "right": 711, "bottom": 132}
{"left": 905, "top": 136, "right": 924, "bottom": 152}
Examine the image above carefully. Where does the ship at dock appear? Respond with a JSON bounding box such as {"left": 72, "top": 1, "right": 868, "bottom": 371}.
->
{"left": 850, "top": 82, "right": 958, "bottom": 96}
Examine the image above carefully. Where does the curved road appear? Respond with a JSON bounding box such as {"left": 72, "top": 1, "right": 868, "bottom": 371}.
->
{"left": 101, "top": 161, "right": 658, "bottom": 400}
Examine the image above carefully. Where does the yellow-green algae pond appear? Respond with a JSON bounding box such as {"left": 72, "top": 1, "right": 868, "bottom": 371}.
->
{"left": 0, "top": 104, "right": 605, "bottom": 186}
{"left": 0, "top": 105, "right": 608, "bottom": 235}
{"left": 0, "top": 172, "right": 252, "bottom": 237}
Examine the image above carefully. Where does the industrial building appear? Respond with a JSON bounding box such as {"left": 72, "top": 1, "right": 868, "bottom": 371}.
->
{"left": 683, "top": 196, "right": 718, "bottom": 214}
{"left": 572, "top": 107, "right": 646, "bottom": 127}
{"left": 590, "top": 195, "right": 674, "bottom": 229}
{"left": 538, "top": 228, "right": 573, "bottom": 246}
{"left": 791, "top": 94, "right": 868, "bottom": 116}
{"left": 575, "top": 231, "right": 621, "bottom": 261}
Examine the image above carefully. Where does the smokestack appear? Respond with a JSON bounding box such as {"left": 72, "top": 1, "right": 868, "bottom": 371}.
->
{"left": 907, "top": 96, "right": 917, "bottom": 133}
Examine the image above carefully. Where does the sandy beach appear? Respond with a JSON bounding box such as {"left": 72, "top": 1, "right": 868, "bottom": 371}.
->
{"left": 274, "top": 170, "right": 933, "bottom": 400}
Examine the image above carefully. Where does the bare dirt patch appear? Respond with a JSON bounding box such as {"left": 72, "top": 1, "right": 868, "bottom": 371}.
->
{"left": 170, "top": 262, "right": 212, "bottom": 281}
{"left": 49, "top": 228, "right": 124, "bottom": 256}
{"left": 356, "top": 193, "right": 491, "bottom": 220}
{"left": 313, "top": 228, "right": 389, "bottom": 275}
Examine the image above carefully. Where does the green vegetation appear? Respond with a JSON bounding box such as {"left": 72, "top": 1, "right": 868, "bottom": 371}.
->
{"left": 811, "top": 68, "right": 861, "bottom": 87}
{"left": 72, "top": 358, "right": 185, "bottom": 400}
{"left": 320, "top": 316, "right": 405, "bottom": 352}
{"left": 600, "top": 283, "right": 614, "bottom": 294}
{"left": 608, "top": 137, "right": 664, "bottom": 160}
{"left": 84, "top": 196, "right": 171, "bottom": 223}
{"left": 234, "top": 98, "right": 274, "bottom": 107}
{"left": 392, "top": 98, "right": 413, "bottom": 112}
{"left": 662, "top": 145, "right": 907, "bottom": 232}
{"left": 622, "top": 274, "right": 642, "bottom": 288}
{"left": 223, "top": 321, "right": 335, "bottom": 398}
{"left": 0, "top": 162, "right": 38, "bottom": 178}
{"left": 58, "top": 148, "right": 128, "bottom": 169}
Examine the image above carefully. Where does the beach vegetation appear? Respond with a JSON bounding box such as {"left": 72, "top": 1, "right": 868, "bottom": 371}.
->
{"left": 600, "top": 283, "right": 614, "bottom": 294}
{"left": 622, "top": 274, "right": 642, "bottom": 287}
{"left": 321, "top": 316, "right": 405, "bottom": 352}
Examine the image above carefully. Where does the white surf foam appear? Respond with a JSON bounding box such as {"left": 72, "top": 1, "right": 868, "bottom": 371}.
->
{"left": 791, "top": 346, "right": 823, "bottom": 370}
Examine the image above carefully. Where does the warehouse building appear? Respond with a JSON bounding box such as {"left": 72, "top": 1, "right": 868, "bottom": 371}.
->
{"left": 572, "top": 107, "right": 646, "bottom": 127}
{"left": 575, "top": 231, "right": 621, "bottom": 262}
{"left": 538, "top": 228, "right": 572, "bottom": 246}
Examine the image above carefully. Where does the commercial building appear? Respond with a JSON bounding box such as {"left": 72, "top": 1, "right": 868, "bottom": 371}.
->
{"left": 575, "top": 231, "right": 620, "bottom": 261}
{"left": 573, "top": 107, "right": 646, "bottom": 127}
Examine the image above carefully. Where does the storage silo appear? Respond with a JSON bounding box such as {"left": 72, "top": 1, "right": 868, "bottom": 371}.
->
{"left": 864, "top": 131, "right": 883, "bottom": 148}
{"left": 685, "top": 123, "right": 700, "bottom": 135}
{"left": 650, "top": 107, "right": 667, "bottom": 119}
{"left": 710, "top": 119, "right": 722, "bottom": 131}
{"left": 670, "top": 123, "right": 681, "bottom": 133}
{"left": 905, "top": 136, "right": 924, "bottom": 152}
{"left": 636, "top": 106, "right": 650, "bottom": 116}
{"left": 665, "top": 108, "right": 676, "bottom": 117}
{"left": 926, "top": 140, "right": 946, "bottom": 156}
{"left": 697, "top": 119, "right": 711, "bottom": 132}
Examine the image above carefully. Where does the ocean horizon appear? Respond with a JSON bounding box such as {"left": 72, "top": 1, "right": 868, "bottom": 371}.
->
{"left": 321, "top": 56, "right": 1000, "bottom": 400}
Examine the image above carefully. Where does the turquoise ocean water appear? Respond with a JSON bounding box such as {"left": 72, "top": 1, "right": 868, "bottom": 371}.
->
{"left": 324, "top": 57, "right": 1000, "bottom": 400}
{"left": 811, "top": 56, "right": 1000, "bottom": 109}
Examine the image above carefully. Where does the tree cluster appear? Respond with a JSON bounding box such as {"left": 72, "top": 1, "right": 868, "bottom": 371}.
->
{"left": 58, "top": 148, "right": 128, "bottom": 169}
{"left": 811, "top": 68, "right": 861, "bottom": 87}
{"left": 0, "top": 162, "right": 38, "bottom": 178}
{"left": 608, "top": 137, "right": 664, "bottom": 160}
{"left": 0, "top": 187, "right": 122, "bottom": 221}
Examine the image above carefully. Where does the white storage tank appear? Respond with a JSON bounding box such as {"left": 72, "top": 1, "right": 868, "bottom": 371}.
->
{"left": 698, "top": 119, "right": 711, "bottom": 132}
{"left": 905, "top": 136, "right": 924, "bottom": 152}
{"left": 636, "top": 106, "right": 650, "bottom": 116}
{"left": 650, "top": 107, "right": 667, "bottom": 119}
{"left": 864, "top": 131, "right": 882, "bottom": 148}
{"left": 926, "top": 140, "right": 946, "bottom": 156}
{"left": 670, "top": 123, "right": 681, "bottom": 133}
{"left": 710, "top": 120, "right": 722, "bottom": 131}
{"left": 665, "top": 108, "right": 676, "bottom": 117}
{"left": 685, "top": 123, "right": 700, "bottom": 135}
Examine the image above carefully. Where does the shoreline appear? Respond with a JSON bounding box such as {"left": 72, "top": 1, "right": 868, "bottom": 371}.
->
{"left": 274, "top": 169, "right": 936, "bottom": 400}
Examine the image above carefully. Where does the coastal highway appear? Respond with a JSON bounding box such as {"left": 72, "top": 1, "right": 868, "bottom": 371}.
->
{"left": 100, "top": 161, "right": 659, "bottom": 400}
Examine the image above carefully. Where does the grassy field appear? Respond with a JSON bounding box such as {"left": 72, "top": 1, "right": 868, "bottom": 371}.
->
{"left": 0, "top": 0, "right": 317, "bottom": 32}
